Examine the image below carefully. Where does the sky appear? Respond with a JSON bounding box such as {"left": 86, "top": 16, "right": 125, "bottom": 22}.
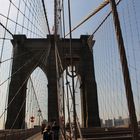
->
{"left": 0, "top": 0, "right": 140, "bottom": 129}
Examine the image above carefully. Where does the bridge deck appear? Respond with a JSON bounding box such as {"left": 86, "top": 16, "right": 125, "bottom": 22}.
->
{"left": 26, "top": 133, "right": 43, "bottom": 140}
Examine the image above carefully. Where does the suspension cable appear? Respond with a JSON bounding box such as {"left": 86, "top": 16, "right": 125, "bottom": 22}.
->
{"left": 0, "top": 51, "right": 44, "bottom": 87}
{"left": 61, "top": 0, "right": 72, "bottom": 138}
{"left": 66, "top": 75, "right": 83, "bottom": 139}
{"left": 88, "top": 0, "right": 122, "bottom": 42}
{"left": 10, "top": 77, "right": 43, "bottom": 129}
{"left": 0, "top": 50, "right": 38, "bottom": 64}
{"left": 0, "top": 51, "right": 47, "bottom": 119}
{"left": 65, "top": 0, "right": 110, "bottom": 37}
{"left": 10, "top": 95, "right": 27, "bottom": 129}
{"left": 67, "top": 0, "right": 77, "bottom": 139}
{"left": 30, "top": 77, "right": 44, "bottom": 120}
{"left": 41, "top": 0, "right": 51, "bottom": 35}
{"left": 0, "top": 22, "right": 13, "bottom": 37}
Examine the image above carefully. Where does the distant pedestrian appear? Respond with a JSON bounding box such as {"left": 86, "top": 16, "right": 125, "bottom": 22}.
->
{"left": 41, "top": 123, "right": 46, "bottom": 134}
{"left": 43, "top": 125, "right": 53, "bottom": 140}
{"left": 51, "top": 121, "right": 60, "bottom": 140}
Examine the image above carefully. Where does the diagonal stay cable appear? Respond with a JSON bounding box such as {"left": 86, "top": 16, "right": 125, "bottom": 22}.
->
{"left": 10, "top": 77, "right": 43, "bottom": 129}
{"left": 21, "top": 0, "right": 47, "bottom": 36}
{"left": 10, "top": 76, "right": 44, "bottom": 129}
{"left": 0, "top": 38, "right": 12, "bottom": 40}
{"left": 1, "top": 37, "right": 52, "bottom": 120}
{"left": 88, "top": 0, "right": 122, "bottom": 41}
{"left": 0, "top": 22, "right": 13, "bottom": 37}
{"left": 0, "top": 50, "right": 37, "bottom": 108}
{"left": 26, "top": 44, "right": 52, "bottom": 123}
{"left": 10, "top": 93, "right": 28, "bottom": 129}
{"left": 0, "top": 13, "right": 44, "bottom": 38}
{"left": 67, "top": 75, "right": 83, "bottom": 139}
{"left": 65, "top": 0, "right": 110, "bottom": 37}
{"left": 0, "top": 49, "right": 41, "bottom": 64}
{"left": 0, "top": 52, "right": 30, "bottom": 64}
{"left": 41, "top": 0, "right": 51, "bottom": 35}
{"left": 0, "top": 53, "right": 45, "bottom": 119}
{"left": 0, "top": 51, "right": 47, "bottom": 119}
{"left": 23, "top": 82, "right": 32, "bottom": 128}
{"left": 8, "top": 0, "right": 46, "bottom": 37}
{"left": 55, "top": 46, "right": 64, "bottom": 71}
{"left": 30, "top": 77, "right": 44, "bottom": 120}
{"left": 0, "top": 50, "right": 45, "bottom": 87}
{"left": 22, "top": 78, "right": 43, "bottom": 129}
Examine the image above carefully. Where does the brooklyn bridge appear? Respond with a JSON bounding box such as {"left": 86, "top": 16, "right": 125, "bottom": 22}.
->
{"left": 0, "top": 0, "right": 140, "bottom": 139}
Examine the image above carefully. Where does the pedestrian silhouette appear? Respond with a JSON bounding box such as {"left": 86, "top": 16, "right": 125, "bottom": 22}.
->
{"left": 43, "top": 125, "right": 53, "bottom": 140}
{"left": 51, "top": 121, "right": 60, "bottom": 140}
{"left": 41, "top": 123, "right": 46, "bottom": 134}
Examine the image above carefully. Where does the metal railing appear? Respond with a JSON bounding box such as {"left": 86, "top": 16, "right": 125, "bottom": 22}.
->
{"left": 0, "top": 128, "right": 41, "bottom": 140}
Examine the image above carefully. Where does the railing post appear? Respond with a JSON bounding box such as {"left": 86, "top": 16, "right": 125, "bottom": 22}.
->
{"left": 109, "top": 0, "right": 139, "bottom": 139}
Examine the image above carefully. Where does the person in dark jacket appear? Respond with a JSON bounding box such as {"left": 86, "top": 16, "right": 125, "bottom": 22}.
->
{"left": 51, "top": 121, "right": 60, "bottom": 140}
{"left": 43, "top": 125, "right": 53, "bottom": 140}
{"left": 41, "top": 123, "right": 46, "bottom": 134}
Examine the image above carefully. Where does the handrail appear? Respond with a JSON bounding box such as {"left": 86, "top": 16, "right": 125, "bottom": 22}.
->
{"left": 0, "top": 128, "right": 40, "bottom": 140}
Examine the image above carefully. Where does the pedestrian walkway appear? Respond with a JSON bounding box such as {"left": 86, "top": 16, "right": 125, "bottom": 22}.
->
{"left": 26, "top": 132, "right": 43, "bottom": 140}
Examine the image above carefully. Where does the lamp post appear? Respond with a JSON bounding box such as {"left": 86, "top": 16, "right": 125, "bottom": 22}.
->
{"left": 38, "top": 109, "right": 41, "bottom": 126}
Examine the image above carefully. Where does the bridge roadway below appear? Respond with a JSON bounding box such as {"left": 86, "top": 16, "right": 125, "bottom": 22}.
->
{"left": 27, "top": 127, "right": 140, "bottom": 140}
{"left": 0, "top": 127, "right": 140, "bottom": 140}
{"left": 26, "top": 132, "right": 43, "bottom": 140}
{"left": 27, "top": 135, "right": 137, "bottom": 140}
{"left": 79, "top": 127, "right": 140, "bottom": 140}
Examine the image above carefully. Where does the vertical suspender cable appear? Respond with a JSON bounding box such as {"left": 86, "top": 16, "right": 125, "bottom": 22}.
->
{"left": 67, "top": 0, "right": 77, "bottom": 139}
{"left": 62, "top": 0, "right": 72, "bottom": 139}
{"left": 66, "top": 79, "right": 72, "bottom": 140}
{"left": 60, "top": 1, "right": 66, "bottom": 139}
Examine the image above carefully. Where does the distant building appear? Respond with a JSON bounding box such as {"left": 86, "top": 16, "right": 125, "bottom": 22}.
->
{"left": 105, "top": 119, "right": 113, "bottom": 127}
{"left": 123, "top": 118, "right": 130, "bottom": 127}
{"left": 114, "top": 116, "right": 124, "bottom": 127}
{"left": 101, "top": 117, "right": 130, "bottom": 128}
{"left": 100, "top": 119, "right": 105, "bottom": 127}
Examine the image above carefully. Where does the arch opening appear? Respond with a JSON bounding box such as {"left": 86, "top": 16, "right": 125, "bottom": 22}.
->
{"left": 61, "top": 66, "right": 82, "bottom": 126}
{"left": 25, "top": 67, "right": 48, "bottom": 128}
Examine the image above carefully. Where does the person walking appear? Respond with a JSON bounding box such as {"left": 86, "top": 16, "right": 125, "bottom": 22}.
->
{"left": 41, "top": 123, "right": 46, "bottom": 134}
{"left": 43, "top": 125, "right": 53, "bottom": 140}
{"left": 51, "top": 121, "right": 60, "bottom": 140}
